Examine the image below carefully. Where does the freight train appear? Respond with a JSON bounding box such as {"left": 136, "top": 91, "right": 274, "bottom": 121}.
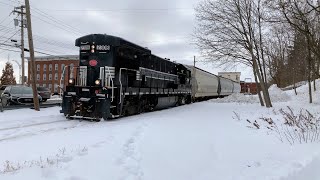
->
{"left": 60, "top": 34, "right": 240, "bottom": 120}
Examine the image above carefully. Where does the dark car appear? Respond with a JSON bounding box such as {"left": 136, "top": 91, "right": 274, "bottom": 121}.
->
{"left": 0, "top": 85, "right": 7, "bottom": 96}
{"left": 0, "top": 85, "right": 42, "bottom": 105}
{"left": 37, "top": 87, "right": 51, "bottom": 102}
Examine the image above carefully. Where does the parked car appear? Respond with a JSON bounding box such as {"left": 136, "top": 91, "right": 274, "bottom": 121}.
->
{"left": 0, "top": 85, "right": 6, "bottom": 107}
{"left": 0, "top": 85, "right": 7, "bottom": 96}
{"left": 37, "top": 87, "right": 51, "bottom": 102}
{"left": 0, "top": 85, "right": 42, "bottom": 106}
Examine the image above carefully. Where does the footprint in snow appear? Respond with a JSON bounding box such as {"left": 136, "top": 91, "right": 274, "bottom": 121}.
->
{"left": 77, "top": 150, "right": 88, "bottom": 156}
{"left": 41, "top": 168, "right": 57, "bottom": 178}
{"left": 58, "top": 156, "right": 73, "bottom": 163}
{"left": 291, "top": 162, "right": 303, "bottom": 169}
{"left": 92, "top": 141, "right": 106, "bottom": 148}
{"left": 65, "top": 176, "right": 87, "bottom": 180}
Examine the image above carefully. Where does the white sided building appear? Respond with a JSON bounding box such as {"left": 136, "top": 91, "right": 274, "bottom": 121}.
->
{"left": 218, "top": 72, "right": 241, "bottom": 83}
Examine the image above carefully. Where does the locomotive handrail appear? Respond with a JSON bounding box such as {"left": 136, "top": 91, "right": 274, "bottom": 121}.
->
{"left": 105, "top": 67, "right": 114, "bottom": 102}
{"left": 119, "top": 68, "right": 139, "bottom": 105}
{"left": 119, "top": 68, "right": 124, "bottom": 105}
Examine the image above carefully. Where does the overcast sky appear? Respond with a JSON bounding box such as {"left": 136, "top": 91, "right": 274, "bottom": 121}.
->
{"left": 0, "top": 0, "right": 252, "bottom": 82}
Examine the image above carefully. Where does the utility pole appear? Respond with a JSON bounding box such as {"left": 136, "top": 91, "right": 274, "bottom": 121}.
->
{"left": 13, "top": 5, "right": 26, "bottom": 85}
{"left": 25, "top": 0, "right": 40, "bottom": 111}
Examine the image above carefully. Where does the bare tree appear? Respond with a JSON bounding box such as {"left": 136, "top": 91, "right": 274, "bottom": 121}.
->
{"left": 275, "top": 0, "right": 320, "bottom": 103}
{"left": 265, "top": 24, "right": 293, "bottom": 89}
{"left": 195, "top": 0, "right": 272, "bottom": 107}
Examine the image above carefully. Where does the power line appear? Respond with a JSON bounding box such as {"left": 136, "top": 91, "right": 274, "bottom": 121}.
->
{"left": 0, "top": 25, "right": 75, "bottom": 52}
{"left": 0, "top": 30, "right": 20, "bottom": 44}
{"left": 0, "top": 47, "right": 20, "bottom": 53}
{"left": 31, "top": 14, "right": 81, "bottom": 36}
{"left": 6, "top": 0, "right": 22, "bottom": 4}
{"left": 31, "top": 7, "right": 84, "bottom": 35}
{"left": 0, "top": 1, "right": 14, "bottom": 7}
{"left": 0, "top": 40, "right": 75, "bottom": 58}
{"left": 40, "top": 8, "right": 193, "bottom": 12}
{"left": 0, "top": 15, "right": 10, "bottom": 26}
{"left": 0, "top": 25, "right": 73, "bottom": 47}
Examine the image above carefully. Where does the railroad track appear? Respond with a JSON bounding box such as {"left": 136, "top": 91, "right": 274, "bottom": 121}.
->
{"left": 1, "top": 103, "right": 61, "bottom": 111}
{"left": 0, "top": 119, "right": 92, "bottom": 142}
{"left": 0, "top": 119, "right": 66, "bottom": 132}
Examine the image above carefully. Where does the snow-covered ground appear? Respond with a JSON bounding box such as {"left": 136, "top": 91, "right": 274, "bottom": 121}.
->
{"left": 1, "top": 82, "right": 320, "bottom": 180}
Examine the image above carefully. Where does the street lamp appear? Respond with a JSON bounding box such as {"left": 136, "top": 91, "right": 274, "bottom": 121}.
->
{"left": 11, "top": 60, "right": 21, "bottom": 84}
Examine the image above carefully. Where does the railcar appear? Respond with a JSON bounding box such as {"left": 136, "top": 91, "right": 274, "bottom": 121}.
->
{"left": 61, "top": 34, "right": 192, "bottom": 120}
{"left": 187, "top": 66, "right": 219, "bottom": 101}
{"left": 232, "top": 81, "right": 241, "bottom": 93}
{"left": 219, "top": 77, "right": 235, "bottom": 96}
{"left": 186, "top": 66, "right": 240, "bottom": 101}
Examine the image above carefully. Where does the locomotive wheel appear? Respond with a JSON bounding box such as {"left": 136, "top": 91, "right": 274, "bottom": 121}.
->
{"left": 138, "top": 97, "right": 148, "bottom": 114}
{"left": 186, "top": 95, "right": 192, "bottom": 104}
{"left": 177, "top": 96, "right": 186, "bottom": 106}
{"left": 122, "top": 97, "right": 140, "bottom": 116}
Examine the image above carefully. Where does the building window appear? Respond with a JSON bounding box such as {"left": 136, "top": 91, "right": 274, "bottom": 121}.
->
{"left": 49, "top": 74, "right": 52, "bottom": 80}
{"left": 55, "top": 64, "right": 58, "bottom": 71}
{"left": 54, "top": 84, "right": 58, "bottom": 92}
{"left": 37, "top": 64, "right": 40, "bottom": 71}
{"left": 49, "top": 64, "right": 52, "bottom": 71}
{"left": 43, "top": 74, "right": 46, "bottom": 80}
{"left": 55, "top": 73, "right": 58, "bottom": 80}
{"left": 37, "top": 74, "right": 40, "bottom": 80}
{"left": 61, "top": 64, "right": 65, "bottom": 71}
{"left": 70, "top": 63, "right": 74, "bottom": 68}
{"left": 36, "top": 84, "right": 39, "bottom": 87}
{"left": 49, "top": 84, "right": 52, "bottom": 90}
{"left": 43, "top": 64, "right": 47, "bottom": 71}
{"left": 43, "top": 84, "right": 46, "bottom": 87}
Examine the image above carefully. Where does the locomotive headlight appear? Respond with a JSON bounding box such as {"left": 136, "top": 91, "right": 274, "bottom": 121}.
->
{"left": 91, "top": 45, "right": 95, "bottom": 53}
{"left": 68, "top": 78, "right": 75, "bottom": 85}
{"left": 95, "top": 79, "right": 101, "bottom": 85}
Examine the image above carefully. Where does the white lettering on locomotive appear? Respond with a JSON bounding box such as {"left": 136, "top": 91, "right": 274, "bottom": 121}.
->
{"left": 96, "top": 45, "right": 110, "bottom": 51}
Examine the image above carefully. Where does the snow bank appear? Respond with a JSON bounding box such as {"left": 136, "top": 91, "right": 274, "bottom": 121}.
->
{"left": 212, "top": 93, "right": 259, "bottom": 104}
{"left": 268, "top": 84, "right": 291, "bottom": 102}
{"left": 281, "top": 81, "right": 307, "bottom": 91}
{"left": 50, "top": 95, "right": 62, "bottom": 100}
{"left": 213, "top": 84, "right": 290, "bottom": 103}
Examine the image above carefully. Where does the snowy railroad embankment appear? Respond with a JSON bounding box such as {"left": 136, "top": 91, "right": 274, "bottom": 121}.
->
{"left": 1, "top": 83, "right": 320, "bottom": 179}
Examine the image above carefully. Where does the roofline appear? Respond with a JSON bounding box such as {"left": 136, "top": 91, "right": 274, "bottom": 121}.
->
{"left": 26, "top": 55, "right": 79, "bottom": 61}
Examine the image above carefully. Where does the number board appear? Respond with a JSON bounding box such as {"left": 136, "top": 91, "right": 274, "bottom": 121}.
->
{"left": 96, "top": 45, "right": 111, "bottom": 51}
{"left": 80, "top": 45, "right": 90, "bottom": 51}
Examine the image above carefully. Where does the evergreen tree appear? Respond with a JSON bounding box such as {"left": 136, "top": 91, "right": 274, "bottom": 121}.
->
{"left": 0, "top": 62, "right": 16, "bottom": 85}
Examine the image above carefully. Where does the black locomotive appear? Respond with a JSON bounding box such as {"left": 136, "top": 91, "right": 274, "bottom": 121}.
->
{"left": 61, "top": 34, "right": 192, "bottom": 120}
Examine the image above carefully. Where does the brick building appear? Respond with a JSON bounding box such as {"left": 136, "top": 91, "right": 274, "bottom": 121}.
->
{"left": 27, "top": 55, "right": 79, "bottom": 93}
{"left": 240, "top": 81, "right": 258, "bottom": 94}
